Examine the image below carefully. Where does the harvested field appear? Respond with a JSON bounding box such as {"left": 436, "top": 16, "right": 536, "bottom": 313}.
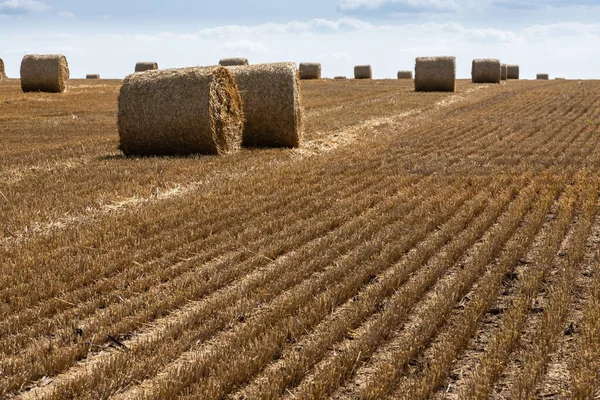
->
{"left": 1, "top": 77, "right": 600, "bottom": 400}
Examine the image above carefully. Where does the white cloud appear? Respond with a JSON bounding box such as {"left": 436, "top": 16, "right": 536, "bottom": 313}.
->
{"left": 217, "top": 40, "right": 269, "bottom": 54}
{"left": 57, "top": 11, "right": 74, "bottom": 18}
{"left": 523, "top": 22, "right": 600, "bottom": 38}
{"left": 337, "top": 0, "right": 460, "bottom": 12}
{"left": 0, "top": 0, "right": 51, "bottom": 14}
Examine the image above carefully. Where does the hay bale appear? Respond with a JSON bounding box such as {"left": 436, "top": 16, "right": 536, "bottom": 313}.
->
{"left": 555, "top": 78, "right": 566, "bottom": 80}
{"left": 506, "top": 64, "right": 519, "bottom": 79}
{"left": 0, "top": 58, "right": 6, "bottom": 80}
{"left": 471, "top": 59, "right": 501, "bottom": 84}
{"left": 334, "top": 76, "right": 347, "bottom": 80}
{"left": 299, "top": 62, "right": 321, "bottom": 80}
{"left": 86, "top": 74, "right": 100, "bottom": 79}
{"left": 501, "top": 64, "right": 508, "bottom": 81}
{"left": 537, "top": 73, "right": 549, "bottom": 80}
{"left": 135, "top": 62, "right": 158, "bottom": 73}
{"left": 219, "top": 58, "right": 249, "bottom": 66}
{"left": 118, "top": 66, "right": 244, "bottom": 156}
{"left": 226, "top": 62, "right": 301, "bottom": 148}
{"left": 414, "top": 56, "right": 456, "bottom": 92}
{"left": 397, "top": 71, "right": 413, "bottom": 79}
{"left": 20, "top": 54, "right": 69, "bottom": 93}
{"left": 354, "top": 65, "right": 372, "bottom": 79}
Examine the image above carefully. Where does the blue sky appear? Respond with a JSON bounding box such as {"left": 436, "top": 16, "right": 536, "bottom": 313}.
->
{"left": 1, "top": 0, "right": 600, "bottom": 79}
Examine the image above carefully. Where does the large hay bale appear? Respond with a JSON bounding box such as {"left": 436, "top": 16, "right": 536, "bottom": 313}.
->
{"left": 354, "top": 65, "right": 372, "bottom": 79}
{"left": 135, "top": 62, "right": 158, "bottom": 72}
{"left": 397, "top": 70, "right": 413, "bottom": 79}
{"left": 471, "top": 59, "right": 501, "bottom": 84}
{"left": 86, "top": 74, "right": 100, "bottom": 79}
{"left": 299, "top": 62, "right": 321, "bottom": 80}
{"left": 20, "top": 54, "right": 69, "bottom": 93}
{"left": 227, "top": 62, "right": 301, "bottom": 148}
{"left": 118, "top": 66, "right": 244, "bottom": 156}
{"left": 507, "top": 64, "right": 519, "bottom": 79}
{"left": 0, "top": 58, "right": 6, "bottom": 80}
{"left": 334, "top": 76, "right": 347, "bottom": 80}
{"left": 537, "top": 73, "right": 549, "bottom": 80}
{"left": 219, "top": 58, "right": 249, "bottom": 67}
{"left": 501, "top": 64, "right": 508, "bottom": 81}
{"left": 414, "top": 56, "right": 456, "bottom": 92}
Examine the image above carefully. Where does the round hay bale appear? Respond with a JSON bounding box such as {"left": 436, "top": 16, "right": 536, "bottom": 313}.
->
{"left": 118, "top": 66, "right": 244, "bottom": 157}
{"left": 354, "top": 65, "right": 372, "bottom": 79}
{"left": 226, "top": 62, "right": 301, "bottom": 148}
{"left": 471, "top": 59, "right": 501, "bottom": 84}
{"left": 536, "top": 73, "right": 549, "bottom": 80}
{"left": 299, "top": 62, "right": 321, "bottom": 80}
{"left": 20, "top": 54, "right": 69, "bottom": 93}
{"left": 219, "top": 58, "right": 249, "bottom": 67}
{"left": 334, "top": 76, "right": 347, "bottom": 80}
{"left": 397, "top": 70, "right": 413, "bottom": 79}
{"left": 555, "top": 78, "right": 566, "bottom": 80}
{"left": 506, "top": 64, "right": 519, "bottom": 79}
{"left": 135, "top": 62, "right": 158, "bottom": 73}
{"left": 501, "top": 64, "right": 508, "bottom": 81}
{"left": 86, "top": 74, "right": 100, "bottom": 79}
{"left": 0, "top": 58, "right": 6, "bottom": 80}
{"left": 414, "top": 56, "right": 456, "bottom": 92}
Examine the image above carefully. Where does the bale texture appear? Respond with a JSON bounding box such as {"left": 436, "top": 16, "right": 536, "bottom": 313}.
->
{"left": 227, "top": 62, "right": 301, "bottom": 148}
{"left": 299, "top": 62, "right": 321, "bottom": 80}
{"left": 354, "top": 65, "right": 372, "bottom": 79}
{"left": 414, "top": 56, "right": 456, "bottom": 92}
{"left": 397, "top": 70, "right": 413, "bottom": 79}
{"left": 135, "top": 62, "right": 158, "bottom": 72}
{"left": 471, "top": 59, "right": 501, "bottom": 84}
{"left": 118, "top": 66, "right": 244, "bottom": 156}
{"left": 0, "top": 58, "right": 6, "bottom": 80}
{"left": 537, "top": 73, "right": 549, "bottom": 80}
{"left": 86, "top": 74, "right": 100, "bottom": 79}
{"left": 501, "top": 64, "right": 508, "bottom": 81}
{"left": 507, "top": 64, "right": 519, "bottom": 79}
{"left": 20, "top": 54, "right": 69, "bottom": 93}
{"left": 219, "top": 58, "right": 249, "bottom": 67}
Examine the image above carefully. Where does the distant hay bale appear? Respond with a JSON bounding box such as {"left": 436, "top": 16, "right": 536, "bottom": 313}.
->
{"left": 135, "top": 62, "right": 158, "bottom": 73}
{"left": 226, "top": 62, "right": 301, "bottom": 148}
{"left": 86, "top": 74, "right": 100, "bottom": 79}
{"left": 118, "top": 66, "right": 244, "bottom": 156}
{"left": 537, "top": 73, "right": 549, "bottom": 80}
{"left": 0, "top": 58, "right": 6, "bottom": 80}
{"left": 472, "top": 59, "right": 501, "bottom": 84}
{"left": 20, "top": 54, "right": 69, "bottom": 93}
{"left": 555, "top": 77, "right": 566, "bottom": 80}
{"left": 354, "top": 65, "right": 372, "bottom": 79}
{"left": 397, "top": 71, "right": 413, "bottom": 79}
{"left": 507, "top": 64, "right": 519, "bottom": 79}
{"left": 501, "top": 64, "right": 508, "bottom": 81}
{"left": 219, "top": 58, "right": 249, "bottom": 66}
{"left": 334, "top": 76, "right": 347, "bottom": 80}
{"left": 414, "top": 56, "right": 456, "bottom": 92}
{"left": 299, "top": 62, "right": 321, "bottom": 80}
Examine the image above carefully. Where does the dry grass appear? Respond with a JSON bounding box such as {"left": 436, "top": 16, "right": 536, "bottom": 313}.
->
{"left": 118, "top": 66, "right": 243, "bottom": 156}
{"left": 20, "top": 54, "right": 69, "bottom": 93}
{"left": 1, "top": 77, "right": 600, "bottom": 400}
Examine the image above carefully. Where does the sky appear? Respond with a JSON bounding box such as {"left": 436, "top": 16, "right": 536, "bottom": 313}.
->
{"left": 1, "top": 0, "right": 600, "bottom": 79}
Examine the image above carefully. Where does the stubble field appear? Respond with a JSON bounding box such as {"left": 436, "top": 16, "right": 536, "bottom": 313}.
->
{"left": 1, "top": 77, "right": 599, "bottom": 399}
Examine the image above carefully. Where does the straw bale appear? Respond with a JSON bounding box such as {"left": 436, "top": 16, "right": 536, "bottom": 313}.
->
{"left": 135, "top": 62, "right": 158, "bottom": 72}
{"left": 219, "top": 58, "right": 249, "bottom": 66}
{"left": 20, "top": 54, "right": 69, "bottom": 93}
{"left": 227, "top": 62, "right": 302, "bottom": 148}
{"left": 397, "top": 70, "right": 413, "bottom": 79}
{"left": 472, "top": 59, "right": 501, "bottom": 84}
{"left": 334, "top": 76, "right": 347, "bottom": 80}
{"left": 0, "top": 58, "right": 6, "bottom": 80}
{"left": 86, "top": 74, "right": 100, "bottom": 79}
{"left": 537, "top": 73, "right": 549, "bottom": 80}
{"left": 501, "top": 64, "right": 508, "bottom": 81}
{"left": 507, "top": 64, "right": 519, "bottom": 79}
{"left": 299, "top": 62, "right": 321, "bottom": 80}
{"left": 118, "top": 66, "right": 244, "bottom": 156}
{"left": 414, "top": 56, "right": 456, "bottom": 92}
{"left": 354, "top": 65, "right": 372, "bottom": 79}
